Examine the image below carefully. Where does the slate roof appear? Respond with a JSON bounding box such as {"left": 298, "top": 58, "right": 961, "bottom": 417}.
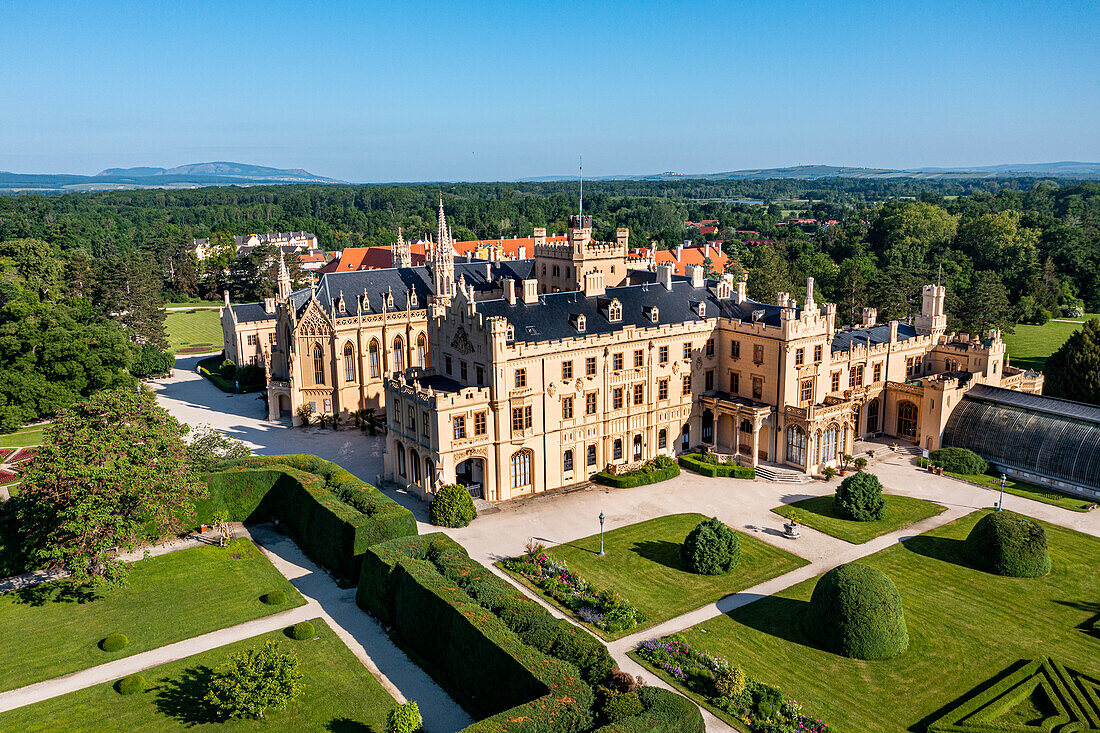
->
{"left": 228, "top": 302, "right": 276, "bottom": 323}
{"left": 831, "top": 323, "right": 919, "bottom": 352}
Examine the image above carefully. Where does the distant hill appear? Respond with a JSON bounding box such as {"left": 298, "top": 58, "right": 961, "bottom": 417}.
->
{"left": 0, "top": 161, "right": 343, "bottom": 192}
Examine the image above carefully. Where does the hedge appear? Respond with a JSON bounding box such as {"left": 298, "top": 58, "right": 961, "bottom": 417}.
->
{"left": 806, "top": 562, "right": 908, "bottom": 660}
{"left": 592, "top": 687, "right": 705, "bottom": 733}
{"left": 261, "top": 590, "right": 288, "bottom": 605}
{"left": 929, "top": 447, "right": 989, "bottom": 476}
{"left": 964, "top": 510, "right": 1051, "bottom": 578}
{"left": 594, "top": 460, "right": 680, "bottom": 489}
{"left": 677, "top": 454, "right": 756, "bottom": 479}
{"left": 115, "top": 674, "right": 146, "bottom": 695}
{"left": 289, "top": 621, "right": 316, "bottom": 640}
{"left": 99, "top": 633, "right": 130, "bottom": 653}
{"left": 199, "top": 454, "right": 417, "bottom": 579}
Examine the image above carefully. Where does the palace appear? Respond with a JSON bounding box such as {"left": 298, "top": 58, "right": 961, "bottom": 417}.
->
{"left": 221, "top": 200, "right": 1049, "bottom": 504}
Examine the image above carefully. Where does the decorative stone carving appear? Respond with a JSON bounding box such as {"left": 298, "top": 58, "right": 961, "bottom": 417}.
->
{"left": 575, "top": 378, "right": 583, "bottom": 393}
{"left": 672, "top": 361, "right": 680, "bottom": 374}
{"left": 451, "top": 326, "right": 475, "bottom": 355}
{"left": 547, "top": 382, "right": 556, "bottom": 397}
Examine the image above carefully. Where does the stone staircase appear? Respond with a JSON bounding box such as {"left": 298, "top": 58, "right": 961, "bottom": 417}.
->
{"left": 753, "top": 463, "right": 813, "bottom": 484}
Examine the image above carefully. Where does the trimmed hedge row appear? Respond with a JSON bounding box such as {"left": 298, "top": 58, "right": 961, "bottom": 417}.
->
{"left": 358, "top": 533, "right": 595, "bottom": 732}
{"left": 594, "top": 462, "right": 680, "bottom": 489}
{"left": 929, "top": 447, "right": 989, "bottom": 476}
{"left": 592, "top": 687, "right": 705, "bottom": 733}
{"left": 199, "top": 454, "right": 417, "bottom": 579}
{"left": 677, "top": 454, "right": 755, "bottom": 479}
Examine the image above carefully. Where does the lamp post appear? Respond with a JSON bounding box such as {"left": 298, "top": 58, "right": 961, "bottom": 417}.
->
{"left": 599, "top": 512, "right": 606, "bottom": 556}
{"left": 998, "top": 473, "right": 1007, "bottom": 511}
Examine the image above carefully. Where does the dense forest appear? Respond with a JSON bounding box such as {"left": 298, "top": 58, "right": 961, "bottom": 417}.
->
{"left": 1, "top": 177, "right": 1099, "bottom": 428}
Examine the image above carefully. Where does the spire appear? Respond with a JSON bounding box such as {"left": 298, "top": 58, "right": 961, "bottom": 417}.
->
{"left": 276, "top": 250, "right": 292, "bottom": 300}
{"left": 430, "top": 194, "right": 455, "bottom": 299}
{"left": 392, "top": 226, "right": 411, "bottom": 268}
{"left": 579, "top": 154, "right": 583, "bottom": 218}
{"left": 437, "top": 193, "right": 448, "bottom": 250}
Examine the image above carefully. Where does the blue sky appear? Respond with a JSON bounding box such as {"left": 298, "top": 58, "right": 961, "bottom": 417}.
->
{"left": 2, "top": 1, "right": 1098, "bottom": 181}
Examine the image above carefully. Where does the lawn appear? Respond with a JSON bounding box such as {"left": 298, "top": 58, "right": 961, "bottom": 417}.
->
{"left": 947, "top": 471, "right": 1096, "bottom": 512}
{"left": 0, "top": 538, "right": 304, "bottom": 692}
{"left": 635, "top": 510, "right": 1100, "bottom": 732}
{"left": 0, "top": 618, "right": 398, "bottom": 732}
{"left": 165, "top": 308, "right": 223, "bottom": 355}
{"left": 771, "top": 493, "right": 946, "bottom": 544}
{"left": 0, "top": 425, "right": 46, "bottom": 447}
{"left": 1001, "top": 319, "right": 1085, "bottom": 372}
{"left": 500, "top": 513, "right": 809, "bottom": 639}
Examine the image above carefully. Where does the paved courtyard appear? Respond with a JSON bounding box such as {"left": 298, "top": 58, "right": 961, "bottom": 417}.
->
{"left": 152, "top": 355, "right": 1100, "bottom": 732}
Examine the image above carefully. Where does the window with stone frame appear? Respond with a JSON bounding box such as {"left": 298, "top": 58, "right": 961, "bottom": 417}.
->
{"left": 814, "top": 344, "right": 823, "bottom": 362}
{"left": 633, "top": 383, "right": 644, "bottom": 405}
{"left": 562, "top": 396, "right": 574, "bottom": 419}
{"left": 515, "top": 368, "right": 526, "bottom": 388}
{"left": 613, "top": 352, "right": 624, "bottom": 371}
{"left": 795, "top": 347, "right": 805, "bottom": 366}
{"left": 849, "top": 364, "right": 865, "bottom": 388}
{"left": 511, "top": 405, "right": 532, "bottom": 433}
{"left": 659, "top": 345, "right": 669, "bottom": 364}
{"left": 453, "top": 415, "right": 466, "bottom": 439}
{"left": 613, "top": 388, "right": 624, "bottom": 410}
{"left": 682, "top": 373, "right": 692, "bottom": 396}
{"left": 586, "top": 392, "right": 597, "bottom": 414}
{"left": 731, "top": 340, "right": 740, "bottom": 359}
{"left": 831, "top": 371, "right": 841, "bottom": 393}
{"left": 729, "top": 372, "right": 739, "bottom": 393}
{"left": 705, "top": 370, "right": 714, "bottom": 391}
{"left": 800, "top": 379, "right": 813, "bottom": 404}
{"left": 658, "top": 378, "right": 669, "bottom": 400}
{"left": 474, "top": 411, "right": 487, "bottom": 436}
{"left": 752, "top": 376, "right": 763, "bottom": 399}
{"left": 658, "top": 428, "right": 667, "bottom": 449}
{"left": 753, "top": 344, "right": 764, "bottom": 364}
{"left": 562, "top": 360, "right": 573, "bottom": 380}
{"left": 563, "top": 449, "right": 573, "bottom": 472}
{"left": 706, "top": 339, "right": 715, "bottom": 357}
{"left": 634, "top": 349, "right": 643, "bottom": 367}
{"left": 587, "top": 444, "right": 597, "bottom": 466}
{"left": 683, "top": 342, "right": 692, "bottom": 360}
{"left": 586, "top": 356, "right": 597, "bottom": 376}
{"left": 421, "top": 412, "right": 430, "bottom": 437}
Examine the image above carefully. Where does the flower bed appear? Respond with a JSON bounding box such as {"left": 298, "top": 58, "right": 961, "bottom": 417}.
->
{"left": 636, "top": 634, "right": 827, "bottom": 733}
{"left": 0, "top": 469, "right": 17, "bottom": 483}
{"left": 11, "top": 447, "right": 38, "bottom": 463}
{"left": 593, "top": 455, "right": 680, "bottom": 488}
{"left": 679, "top": 453, "right": 756, "bottom": 479}
{"left": 501, "top": 552, "right": 646, "bottom": 634}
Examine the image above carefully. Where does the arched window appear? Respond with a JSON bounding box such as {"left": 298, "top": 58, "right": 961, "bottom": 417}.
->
{"left": 510, "top": 450, "right": 532, "bottom": 489}
{"left": 586, "top": 444, "right": 597, "bottom": 467}
{"left": 786, "top": 425, "right": 806, "bottom": 465}
{"left": 409, "top": 449, "right": 421, "bottom": 484}
{"left": 822, "top": 424, "right": 839, "bottom": 464}
{"left": 633, "top": 434, "right": 643, "bottom": 460}
{"left": 658, "top": 429, "right": 667, "bottom": 449}
{"left": 867, "top": 399, "right": 879, "bottom": 432}
{"left": 368, "top": 340, "right": 380, "bottom": 379}
{"left": 897, "top": 401, "right": 918, "bottom": 439}
{"left": 343, "top": 341, "right": 355, "bottom": 382}
{"left": 681, "top": 423, "right": 690, "bottom": 450}
{"left": 613, "top": 439, "right": 623, "bottom": 460}
{"left": 608, "top": 299, "right": 622, "bottom": 322}
{"left": 416, "top": 333, "right": 427, "bottom": 368}
{"left": 313, "top": 344, "right": 325, "bottom": 385}
{"left": 425, "top": 459, "right": 435, "bottom": 491}
{"left": 395, "top": 441, "right": 406, "bottom": 477}
{"left": 393, "top": 336, "right": 405, "bottom": 374}
{"left": 563, "top": 449, "right": 573, "bottom": 472}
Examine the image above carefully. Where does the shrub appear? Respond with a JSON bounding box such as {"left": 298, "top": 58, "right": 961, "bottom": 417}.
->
{"left": 429, "top": 483, "right": 477, "bottom": 527}
{"left": 964, "top": 510, "right": 1052, "bottom": 577}
{"left": 115, "top": 673, "right": 145, "bottom": 695}
{"left": 387, "top": 700, "right": 422, "bottom": 733}
{"left": 99, "top": 633, "right": 129, "bottom": 652}
{"left": 930, "top": 447, "right": 989, "bottom": 475}
{"left": 715, "top": 665, "right": 747, "bottom": 698}
{"left": 833, "top": 471, "right": 886, "bottom": 521}
{"left": 677, "top": 454, "right": 755, "bottom": 479}
{"left": 822, "top": 466, "right": 837, "bottom": 481}
{"left": 205, "top": 639, "right": 303, "bottom": 719}
{"left": 262, "top": 590, "right": 287, "bottom": 605}
{"left": 288, "top": 621, "right": 315, "bottom": 640}
{"left": 806, "top": 562, "right": 909, "bottom": 660}
{"left": 219, "top": 359, "right": 237, "bottom": 380}
{"left": 681, "top": 517, "right": 740, "bottom": 575}
{"left": 593, "top": 460, "right": 680, "bottom": 488}
{"left": 853, "top": 457, "right": 868, "bottom": 471}
{"left": 601, "top": 690, "right": 645, "bottom": 723}
{"left": 236, "top": 364, "right": 265, "bottom": 388}
{"left": 130, "top": 343, "right": 175, "bottom": 379}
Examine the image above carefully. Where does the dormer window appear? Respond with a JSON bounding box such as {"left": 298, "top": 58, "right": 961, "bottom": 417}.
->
{"left": 608, "top": 298, "right": 622, "bottom": 323}
{"left": 570, "top": 313, "right": 586, "bottom": 333}
{"left": 337, "top": 296, "right": 346, "bottom": 314}
{"left": 386, "top": 292, "right": 394, "bottom": 308}
{"left": 506, "top": 326, "right": 515, "bottom": 341}
{"left": 696, "top": 301, "right": 707, "bottom": 318}
{"left": 649, "top": 306, "right": 659, "bottom": 323}
{"left": 717, "top": 280, "right": 732, "bottom": 299}
{"left": 409, "top": 291, "right": 418, "bottom": 307}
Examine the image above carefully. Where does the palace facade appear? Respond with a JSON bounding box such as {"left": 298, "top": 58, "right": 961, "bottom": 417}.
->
{"left": 221, "top": 201, "right": 1044, "bottom": 504}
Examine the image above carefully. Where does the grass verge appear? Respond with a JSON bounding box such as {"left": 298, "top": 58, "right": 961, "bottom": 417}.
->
{"left": 770, "top": 493, "right": 947, "bottom": 544}
{"left": 946, "top": 471, "right": 1096, "bottom": 512}
{"left": 498, "top": 512, "right": 808, "bottom": 640}
{"left": 633, "top": 510, "right": 1100, "bottom": 732}
{"left": 1002, "top": 320, "right": 1084, "bottom": 372}
{"left": 0, "top": 425, "right": 46, "bottom": 448}
{"left": 0, "top": 538, "right": 304, "bottom": 692}
{"left": 0, "top": 618, "right": 397, "bottom": 732}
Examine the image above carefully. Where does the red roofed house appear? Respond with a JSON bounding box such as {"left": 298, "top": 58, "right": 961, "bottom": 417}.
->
{"left": 653, "top": 241, "right": 730, "bottom": 276}
{"left": 686, "top": 219, "right": 719, "bottom": 236}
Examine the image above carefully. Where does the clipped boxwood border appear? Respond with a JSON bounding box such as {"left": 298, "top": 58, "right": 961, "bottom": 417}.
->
{"left": 678, "top": 454, "right": 756, "bottom": 479}
{"left": 594, "top": 462, "right": 680, "bottom": 488}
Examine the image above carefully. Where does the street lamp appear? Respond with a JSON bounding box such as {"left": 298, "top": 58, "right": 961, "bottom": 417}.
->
{"left": 599, "top": 512, "right": 606, "bottom": 556}
{"left": 997, "top": 473, "right": 1007, "bottom": 511}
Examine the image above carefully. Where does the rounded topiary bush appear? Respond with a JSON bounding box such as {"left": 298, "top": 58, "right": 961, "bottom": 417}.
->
{"left": 387, "top": 700, "right": 422, "bottom": 733}
{"left": 964, "top": 510, "right": 1051, "bottom": 577}
{"left": 833, "top": 471, "right": 887, "bottom": 521}
{"left": 288, "top": 621, "right": 316, "bottom": 640}
{"left": 261, "top": 590, "right": 288, "bottom": 605}
{"left": 680, "top": 517, "right": 740, "bottom": 575}
{"left": 99, "top": 633, "right": 130, "bottom": 653}
{"left": 806, "top": 562, "right": 908, "bottom": 660}
{"left": 929, "top": 447, "right": 989, "bottom": 475}
{"left": 429, "top": 483, "right": 477, "bottom": 528}
{"left": 115, "top": 673, "right": 145, "bottom": 695}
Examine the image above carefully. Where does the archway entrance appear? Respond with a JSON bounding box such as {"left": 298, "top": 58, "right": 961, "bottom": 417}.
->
{"left": 897, "top": 401, "right": 919, "bottom": 440}
{"left": 456, "top": 457, "right": 485, "bottom": 499}
{"left": 277, "top": 394, "right": 291, "bottom": 416}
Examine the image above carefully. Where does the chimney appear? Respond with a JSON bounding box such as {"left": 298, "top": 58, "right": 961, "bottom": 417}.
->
{"left": 657, "top": 263, "right": 674, "bottom": 290}
{"left": 533, "top": 227, "right": 547, "bottom": 247}
{"left": 704, "top": 243, "right": 711, "bottom": 258}
{"left": 736, "top": 278, "right": 747, "bottom": 304}
{"left": 223, "top": 289, "right": 230, "bottom": 307}
{"left": 522, "top": 278, "right": 538, "bottom": 304}
{"left": 518, "top": 246, "right": 526, "bottom": 259}
{"left": 263, "top": 296, "right": 275, "bottom": 313}
{"left": 862, "top": 307, "right": 877, "bottom": 327}
{"left": 804, "top": 277, "right": 816, "bottom": 312}
{"left": 485, "top": 261, "right": 492, "bottom": 279}
{"left": 686, "top": 264, "right": 705, "bottom": 288}
{"left": 584, "top": 270, "right": 605, "bottom": 297}
{"left": 889, "top": 320, "right": 900, "bottom": 343}
{"left": 503, "top": 278, "right": 516, "bottom": 305}
{"left": 675, "top": 243, "right": 683, "bottom": 261}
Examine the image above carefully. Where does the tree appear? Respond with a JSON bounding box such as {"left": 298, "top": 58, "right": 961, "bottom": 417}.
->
{"left": 429, "top": 484, "right": 477, "bottom": 527}
{"left": 871, "top": 201, "right": 958, "bottom": 269}
{"left": 952, "top": 271, "right": 1013, "bottom": 334}
{"left": 91, "top": 256, "right": 168, "bottom": 348}
{"left": 744, "top": 245, "right": 793, "bottom": 303}
{"left": 1043, "top": 319, "right": 1100, "bottom": 405}
{"left": 130, "top": 343, "right": 175, "bottom": 378}
{"left": 186, "top": 425, "right": 252, "bottom": 472}
{"left": 680, "top": 517, "right": 740, "bottom": 575}
{"left": 387, "top": 701, "right": 423, "bottom": 733}
{"left": 12, "top": 388, "right": 205, "bottom": 584}
{"left": 833, "top": 471, "right": 886, "bottom": 521}
{"left": 205, "top": 640, "right": 303, "bottom": 720}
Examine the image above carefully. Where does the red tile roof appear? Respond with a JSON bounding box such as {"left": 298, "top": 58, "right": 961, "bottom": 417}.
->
{"left": 653, "top": 243, "right": 730, "bottom": 276}
{"left": 321, "top": 245, "right": 426, "bottom": 273}
{"left": 451, "top": 234, "right": 567, "bottom": 259}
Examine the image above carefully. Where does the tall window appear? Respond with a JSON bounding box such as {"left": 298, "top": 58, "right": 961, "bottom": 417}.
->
{"left": 831, "top": 371, "right": 841, "bottom": 393}
{"left": 633, "top": 434, "right": 643, "bottom": 460}
{"left": 633, "top": 383, "right": 644, "bottom": 405}
{"left": 849, "top": 364, "right": 864, "bottom": 389}
{"left": 753, "top": 344, "right": 764, "bottom": 364}
{"left": 407, "top": 407, "right": 416, "bottom": 433}
{"left": 795, "top": 347, "right": 805, "bottom": 366}
{"left": 867, "top": 399, "right": 880, "bottom": 432}
{"left": 658, "top": 378, "right": 669, "bottom": 400}
{"left": 562, "top": 396, "right": 574, "bottom": 419}
{"left": 613, "top": 439, "right": 623, "bottom": 460}
{"left": 731, "top": 340, "right": 741, "bottom": 359}
{"left": 706, "top": 339, "right": 715, "bottom": 357}
{"left": 634, "top": 349, "right": 643, "bottom": 367}
{"left": 474, "top": 411, "right": 487, "bottom": 436}
{"left": 586, "top": 356, "right": 597, "bottom": 376}
{"left": 393, "top": 336, "right": 404, "bottom": 373}
{"left": 705, "top": 370, "right": 714, "bottom": 391}
{"left": 453, "top": 415, "right": 466, "bottom": 439}
{"left": 515, "top": 368, "right": 526, "bottom": 388}
{"left": 702, "top": 410, "right": 714, "bottom": 442}
{"left": 814, "top": 344, "right": 822, "bottom": 363}
{"left": 512, "top": 405, "right": 533, "bottom": 433}
{"left": 683, "top": 342, "right": 692, "bottom": 360}
{"left": 729, "top": 372, "right": 739, "bottom": 393}
{"left": 682, "top": 374, "right": 692, "bottom": 396}
{"left": 586, "top": 392, "right": 597, "bottom": 414}
{"left": 786, "top": 425, "right": 806, "bottom": 465}
{"left": 343, "top": 342, "right": 355, "bottom": 382}
{"left": 659, "top": 345, "right": 669, "bottom": 364}
{"left": 562, "top": 360, "right": 573, "bottom": 380}
{"left": 873, "top": 362, "right": 882, "bottom": 382}
{"left": 682, "top": 424, "right": 690, "bottom": 449}
{"left": 313, "top": 344, "right": 325, "bottom": 384}
{"left": 822, "top": 424, "right": 839, "bottom": 464}
{"left": 752, "top": 376, "right": 763, "bottom": 400}
{"left": 800, "top": 379, "right": 813, "bottom": 404}
{"left": 613, "top": 388, "right": 624, "bottom": 410}
{"left": 587, "top": 444, "right": 597, "bottom": 466}
{"left": 417, "top": 333, "right": 427, "bottom": 367}
{"left": 658, "top": 428, "right": 667, "bottom": 449}
{"left": 510, "top": 450, "right": 532, "bottom": 489}
{"left": 897, "top": 401, "right": 918, "bottom": 438}
{"left": 613, "top": 352, "right": 624, "bottom": 371}
{"left": 396, "top": 443, "right": 406, "bottom": 477}
{"left": 563, "top": 449, "right": 574, "bottom": 472}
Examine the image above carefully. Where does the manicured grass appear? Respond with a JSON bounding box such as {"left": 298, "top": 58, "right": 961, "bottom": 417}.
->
{"left": 165, "top": 309, "right": 223, "bottom": 355}
{"left": 0, "top": 618, "right": 397, "bottom": 732}
{"left": 947, "top": 471, "right": 1096, "bottom": 512}
{"left": 638, "top": 511, "right": 1100, "bottom": 733}
{"left": 771, "top": 492, "right": 946, "bottom": 544}
{"left": 196, "top": 355, "right": 264, "bottom": 394}
{"left": 1002, "top": 319, "right": 1084, "bottom": 372}
{"left": 501, "top": 513, "right": 808, "bottom": 639}
{"left": 0, "top": 425, "right": 46, "bottom": 447}
{"left": 0, "top": 539, "right": 304, "bottom": 692}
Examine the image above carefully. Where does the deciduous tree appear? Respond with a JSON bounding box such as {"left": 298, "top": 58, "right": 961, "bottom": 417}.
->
{"left": 205, "top": 640, "right": 303, "bottom": 720}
